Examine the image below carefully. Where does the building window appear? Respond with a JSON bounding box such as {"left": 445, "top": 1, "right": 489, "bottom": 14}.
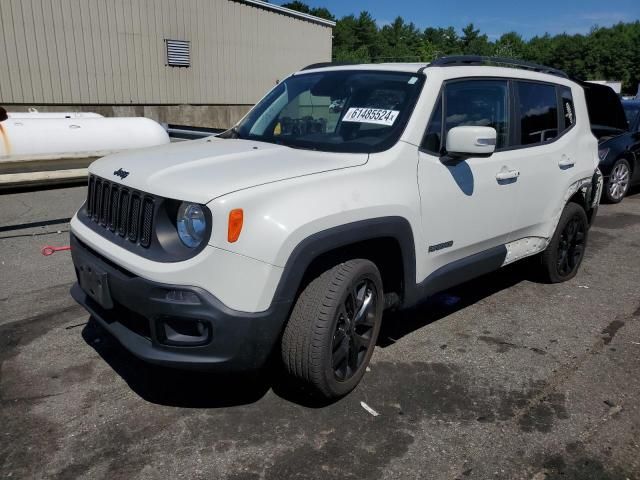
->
{"left": 165, "top": 39, "right": 190, "bottom": 67}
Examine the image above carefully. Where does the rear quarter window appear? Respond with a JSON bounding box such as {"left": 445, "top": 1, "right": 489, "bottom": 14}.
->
{"left": 559, "top": 86, "right": 575, "bottom": 132}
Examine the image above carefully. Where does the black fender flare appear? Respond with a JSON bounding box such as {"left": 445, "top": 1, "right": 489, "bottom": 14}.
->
{"left": 270, "top": 216, "right": 417, "bottom": 307}
{"left": 589, "top": 168, "right": 603, "bottom": 208}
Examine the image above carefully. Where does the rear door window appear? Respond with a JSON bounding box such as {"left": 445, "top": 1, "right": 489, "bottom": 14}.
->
{"left": 516, "top": 81, "right": 558, "bottom": 145}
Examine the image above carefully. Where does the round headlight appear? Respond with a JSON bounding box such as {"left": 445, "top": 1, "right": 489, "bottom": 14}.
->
{"left": 177, "top": 202, "right": 207, "bottom": 248}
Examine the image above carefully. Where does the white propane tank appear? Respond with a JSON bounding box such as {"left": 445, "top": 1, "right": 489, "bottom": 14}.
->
{"left": 8, "top": 110, "right": 104, "bottom": 119}
{"left": 0, "top": 117, "right": 170, "bottom": 159}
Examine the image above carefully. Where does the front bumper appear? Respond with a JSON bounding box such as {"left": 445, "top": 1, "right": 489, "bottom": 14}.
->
{"left": 70, "top": 234, "right": 291, "bottom": 371}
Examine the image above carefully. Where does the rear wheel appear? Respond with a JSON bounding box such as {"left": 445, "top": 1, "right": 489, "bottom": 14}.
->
{"left": 538, "top": 202, "right": 588, "bottom": 283}
{"left": 281, "top": 259, "right": 383, "bottom": 399}
{"left": 603, "top": 158, "right": 631, "bottom": 203}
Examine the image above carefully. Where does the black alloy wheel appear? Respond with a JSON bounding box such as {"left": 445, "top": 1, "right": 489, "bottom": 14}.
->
{"left": 332, "top": 279, "right": 377, "bottom": 382}
{"left": 538, "top": 202, "right": 589, "bottom": 283}
{"left": 281, "top": 259, "right": 384, "bottom": 398}
{"left": 556, "top": 214, "right": 586, "bottom": 277}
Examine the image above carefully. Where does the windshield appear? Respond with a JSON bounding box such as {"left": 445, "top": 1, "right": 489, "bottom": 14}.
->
{"left": 623, "top": 102, "right": 640, "bottom": 127}
{"left": 220, "top": 70, "right": 425, "bottom": 153}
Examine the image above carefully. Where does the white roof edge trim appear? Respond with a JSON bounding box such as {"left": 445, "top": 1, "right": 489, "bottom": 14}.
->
{"left": 237, "top": 0, "right": 336, "bottom": 27}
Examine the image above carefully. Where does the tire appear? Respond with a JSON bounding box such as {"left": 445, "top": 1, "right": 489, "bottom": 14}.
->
{"left": 281, "top": 259, "right": 384, "bottom": 399}
{"left": 602, "top": 158, "right": 631, "bottom": 204}
{"left": 538, "top": 202, "right": 589, "bottom": 283}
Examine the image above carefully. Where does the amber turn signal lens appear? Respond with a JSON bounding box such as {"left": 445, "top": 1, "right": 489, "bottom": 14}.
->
{"left": 228, "top": 209, "right": 244, "bottom": 243}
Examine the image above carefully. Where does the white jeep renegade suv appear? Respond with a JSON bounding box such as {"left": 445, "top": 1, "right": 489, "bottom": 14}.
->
{"left": 70, "top": 56, "right": 602, "bottom": 398}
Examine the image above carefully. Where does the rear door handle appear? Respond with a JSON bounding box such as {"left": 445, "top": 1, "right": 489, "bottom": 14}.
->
{"left": 496, "top": 168, "right": 520, "bottom": 181}
{"left": 559, "top": 155, "right": 575, "bottom": 168}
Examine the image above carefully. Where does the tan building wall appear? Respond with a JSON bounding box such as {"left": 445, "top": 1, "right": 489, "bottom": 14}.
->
{"left": 0, "top": 0, "right": 333, "bottom": 127}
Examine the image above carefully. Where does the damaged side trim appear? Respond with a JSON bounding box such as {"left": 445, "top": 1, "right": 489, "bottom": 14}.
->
{"left": 502, "top": 237, "right": 548, "bottom": 266}
{"left": 502, "top": 170, "right": 602, "bottom": 267}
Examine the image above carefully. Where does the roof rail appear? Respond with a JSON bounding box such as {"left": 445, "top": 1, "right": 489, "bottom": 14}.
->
{"left": 429, "top": 56, "right": 568, "bottom": 78}
{"left": 301, "top": 61, "right": 359, "bottom": 71}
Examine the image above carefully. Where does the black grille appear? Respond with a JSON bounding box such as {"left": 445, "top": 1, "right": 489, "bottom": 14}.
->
{"left": 93, "top": 180, "right": 103, "bottom": 221}
{"left": 87, "top": 176, "right": 95, "bottom": 214}
{"left": 100, "top": 184, "right": 110, "bottom": 226}
{"left": 108, "top": 187, "right": 119, "bottom": 231}
{"left": 140, "top": 198, "right": 154, "bottom": 247}
{"left": 117, "top": 190, "right": 130, "bottom": 237}
{"left": 128, "top": 195, "right": 141, "bottom": 242}
{"left": 85, "top": 175, "right": 155, "bottom": 248}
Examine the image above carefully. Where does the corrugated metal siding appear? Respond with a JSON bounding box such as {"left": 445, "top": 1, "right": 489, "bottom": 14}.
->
{"left": 0, "top": 0, "right": 332, "bottom": 105}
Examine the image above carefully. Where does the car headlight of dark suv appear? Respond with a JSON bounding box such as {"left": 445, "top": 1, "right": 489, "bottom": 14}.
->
{"left": 598, "top": 148, "right": 609, "bottom": 161}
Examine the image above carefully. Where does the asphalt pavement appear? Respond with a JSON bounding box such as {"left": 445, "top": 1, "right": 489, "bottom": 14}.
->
{"left": 1, "top": 185, "right": 639, "bottom": 480}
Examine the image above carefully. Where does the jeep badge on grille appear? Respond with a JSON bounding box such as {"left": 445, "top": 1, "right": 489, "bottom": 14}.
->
{"left": 113, "top": 168, "right": 130, "bottom": 179}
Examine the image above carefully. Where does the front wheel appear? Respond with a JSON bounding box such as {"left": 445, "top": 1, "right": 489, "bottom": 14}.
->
{"left": 281, "top": 259, "right": 383, "bottom": 399}
{"left": 538, "top": 202, "right": 589, "bottom": 283}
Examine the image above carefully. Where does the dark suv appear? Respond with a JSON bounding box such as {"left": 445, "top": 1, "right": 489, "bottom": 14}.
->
{"left": 584, "top": 83, "right": 640, "bottom": 203}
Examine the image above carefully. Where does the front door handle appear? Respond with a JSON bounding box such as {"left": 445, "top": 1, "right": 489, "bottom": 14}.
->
{"left": 559, "top": 155, "right": 575, "bottom": 169}
{"left": 496, "top": 168, "right": 520, "bottom": 182}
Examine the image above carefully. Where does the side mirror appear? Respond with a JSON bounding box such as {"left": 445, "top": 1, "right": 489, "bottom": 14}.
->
{"left": 445, "top": 126, "right": 497, "bottom": 157}
{"left": 0, "top": 107, "right": 7, "bottom": 122}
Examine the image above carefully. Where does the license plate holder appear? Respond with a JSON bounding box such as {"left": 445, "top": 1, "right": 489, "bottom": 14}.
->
{"left": 78, "top": 263, "right": 114, "bottom": 310}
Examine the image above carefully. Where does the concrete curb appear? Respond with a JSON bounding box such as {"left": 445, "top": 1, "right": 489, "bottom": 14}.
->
{"left": 0, "top": 156, "right": 97, "bottom": 175}
{"left": 0, "top": 168, "right": 87, "bottom": 189}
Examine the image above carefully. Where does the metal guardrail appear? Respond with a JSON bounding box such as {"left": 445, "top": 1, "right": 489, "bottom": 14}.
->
{"left": 0, "top": 156, "right": 96, "bottom": 190}
{"left": 0, "top": 168, "right": 88, "bottom": 189}
{"left": 0, "top": 156, "right": 97, "bottom": 175}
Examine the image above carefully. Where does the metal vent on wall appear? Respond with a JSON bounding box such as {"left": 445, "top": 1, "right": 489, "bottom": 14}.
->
{"left": 165, "top": 39, "right": 190, "bottom": 67}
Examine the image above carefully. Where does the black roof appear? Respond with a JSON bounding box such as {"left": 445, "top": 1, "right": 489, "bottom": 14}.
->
{"left": 429, "top": 56, "right": 568, "bottom": 78}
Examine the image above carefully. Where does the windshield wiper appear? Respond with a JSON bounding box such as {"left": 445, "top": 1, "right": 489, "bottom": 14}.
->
{"left": 218, "top": 126, "right": 244, "bottom": 140}
{"left": 270, "top": 138, "right": 318, "bottom": 151}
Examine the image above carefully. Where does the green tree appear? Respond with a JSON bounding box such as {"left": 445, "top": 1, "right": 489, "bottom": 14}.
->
{"left": 523, "top": 34, "right": 554, "bottom": 66}
{"left": 281, "top": 2, "right": 335, "bottom": 21}
{"left": 423, "top": 27, "right": 461, "bottom": 57}
{"left": 379, "top": 17, "right": 422, "bottom": 61}
{"left": 460, "top": 23, "right": 491, "bottom": 55}
{"left": 309, "top": 7, "right": 335, "bottom": 21}
{"left": 280, "top": 1, "right": 311, "bottom": 14}
{"left": 493, "top": 32, "right": 525, "bottom": 59}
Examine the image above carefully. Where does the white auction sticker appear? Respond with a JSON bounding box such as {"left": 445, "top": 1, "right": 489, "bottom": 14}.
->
{"left": 342, "top": 107, "right": 400, "bottom": 126}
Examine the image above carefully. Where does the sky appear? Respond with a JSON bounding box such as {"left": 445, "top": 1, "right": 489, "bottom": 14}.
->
{"left": 273, "top": 0, "right": 640, "bottom": 39}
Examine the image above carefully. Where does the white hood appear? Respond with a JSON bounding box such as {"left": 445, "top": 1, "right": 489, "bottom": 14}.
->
{"left": 89, "top": 137, "right": 368, "bottom": 204}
